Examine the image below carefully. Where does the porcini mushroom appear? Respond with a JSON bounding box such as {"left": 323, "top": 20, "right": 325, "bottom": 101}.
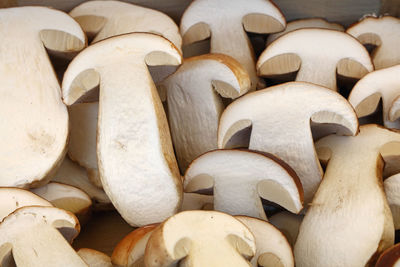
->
{"left": 161, "top": 54, "right": 250, "bottom": 172}
{"left": 257, "top": 28, "right": 373, "bottom": 91}
{"left": 347, "top": 16, "right": 400, "bottom": 69}
{"left": 144, "top": 210, "right": 256, "bottom": 267}
{"left": 269, "top": 211, "right": 303, "bottom": 247}
{"left": 0, "top": 206, "right": 86, "bottom": 266}
{"left": 375, "top": 243, "right": 400, "bottom": 267}
{"left": 384, "top": 173, "right": 400, "bottom": 230}
{"left": 77, "top": 248, "right": 113, "bottom": 267}
{"left": 0, "top": 6, "right": 85, "bottom": 188}
{"left": 180, "top": 0, "right": 285, "bottom": 90}
{"left": 295, "top": 124, "right": 399, "bottom": 267}
{"left": 218, "top": 82, "right": 358, "bottom": 203}
{"left": 184, "top": 149, "right": 303, "bottom": 220}
{"left": 348, "top": 65, "right": 400, "bottom": 129}
{"left": 62, "top": 33, "right": 182, "bottom": 226}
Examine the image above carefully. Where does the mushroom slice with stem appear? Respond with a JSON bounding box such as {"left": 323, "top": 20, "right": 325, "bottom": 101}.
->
{"left": 78, "top": 248, "right": 112, "bottom": 267}
{"left": 257, "top": 28, "right": 373, "bottom": 91}
{"left": 269, "top": 211, "right": 303, "bottom": 247}
{"left": 347, "top": 16, "right": 400, "bottom": 70}
{"left": 0, "top": 206, "right": 86, "bottom": 267}
{"left": 236, "top": 216, "right": 294, "bottom": 267}
{"left": 62, "top": 33, "right": 182, "bottom": 227}
{"left": 144, "top": 210, "right": 256, "bottom": 267}
{"left": 376, "top": 243, "right": 400, "bottom": 267}
{"left": 112, "top": 224, "right": 158, "bottom": 267}
{"left": 0, "top": 6, "right": 85, "bottom": 188}
{"left": 348, "top": 65, "right": 400, "bottom": 129}
{"left": 184, "top": 149, "right": 303, "bottom": 220}
{"left": 161, "top": 54, "right": 250, "bottom": 172}
{"left": 295, "top": 124, "right": 400, "bottom": 267}
{"left": 218, "top": 81, "right": 359, "bottom": 203}
{"left": 266, "top": 18, "right": 344, "bottom": 45}
{"left": 384, "top": 173, "right": 400, "bottom": 230}
{"left": 31, "top": 182, "right": 92, "bottom": 223}
{"left": 181, "top": 0, "right": 285, "bottom": 90}
{"left": 0, "top": 188, "right": 52, "bottom": 221}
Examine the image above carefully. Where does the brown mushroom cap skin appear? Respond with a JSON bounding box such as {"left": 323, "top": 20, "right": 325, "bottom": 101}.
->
{"left": 375, "top": 243, "right": 400, "bottom": 267}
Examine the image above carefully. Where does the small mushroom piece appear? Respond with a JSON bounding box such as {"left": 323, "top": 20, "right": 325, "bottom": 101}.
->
{"left": 266, "top": 18, "right": 344, "bottom": 45}
{"left": 295, "top": 124, "right": 400, "bottom": 267}
{"left": 31, "top": 182, "right": 92, "bottom": 223}
{"left": 218, "top": 82, "right": 358, "bottom": 203}
{"left": 376, "top": 243, "right": 400, "bottom": 267}
{"left": 112, "top": 224, "right": 158, "bottom": 267}
{"left": 236, "top": 216, "right": 294, "bottom": 267}
{"left": 62, "top": 33, "right": 182, "bottom": 227}
{"left": 184, "top": 149, "right": 303, "bottom": 220}
{"left": 384, "top": 173, "right": 400, "bottom": 230}
{"left": 0, "top": 206, "right": 86, "bottom": 267}
{"left": 77, "top": 248, "right": 113, "bottom": 267}
{"left": 257, "top": 28, "right": 373, "bottom": 91}
{"left": 161, "top": 54, "right": 250, "bottom": 172}
{"left": 348, "top": 65, "right": 400, "bottom": 129}
{"left": 0, "top": 188, "right": 52, "bottom": 221}
{"left": 269, "top": 211, "right": 303, "bottom": 247}
{"left": 0, "top": 6, "right": 85, "bottom": 188}
{"left": 347, "top": 16, "right": 400, "bottom": 70}
{"left": 144, "top": 210, "right": 256, "bottom": 267}
{"left": 181, "top": 193, "right": 214, "bottom": 211}
{"left": 181, "top": 0, "right": 285, "bottom": 90}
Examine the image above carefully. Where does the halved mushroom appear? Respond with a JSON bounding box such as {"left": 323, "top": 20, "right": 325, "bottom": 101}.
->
{"left": 181, "top": 193, "right": 214, "bottom": 211}
{"left": 266, "top": 18, "right": 344, "bottom": 45}
{"left": 236, "top": 216, "right": 294, "bottom": 267}
{"left": 0, "top": 206, "right": 86, "bottom": 266}
{"left": 31, "top": 182, "right": 92, "bottom": 223}
{"left": 52, "top": 156, "right": 111, "bottom": 209}
{"left": 184, "top": 149, "right": 303, "bottom": 220}
{"left": 112, "top": 224, "right": 158, "bottom": 267}
{"left": 347, "top": 16, "right": 400, "bottom": 70}
{"left": 269, "top": 211, "right": 303, "bottom": 247}
{"left": 181, "top": 0, "right": 285, "bottom": 90}
{"left": 375, "top": 243, "right": 400, "bottom": 267}
{"left": 0, "top": 6, "right": 85, "bottom": 188}
{"left": 0, "top": 188, "right": 52, "bottom": 221}
{"left": 218, "top": 82, "right": 359, "bottom": 203}
{"left": 295, "top": 124, "right": 400, "bottom": 267}
{"left": 161, "top": 54, "right": 250, "bottom": 172}
{"left": 384, "top": 173, "right": 400, "bottom": 230}
{"left": 77, "top": 248, "right": 113, "bottom": 267}
{"left": 348, "top": 65, "right": 400, "bottom": 129}
{"left": 144, "top": 210, "right": 256, "bottom": 267}
{"left": 257, "top": 28, "right": 373, "bottom": 91}
{"left": 62, "top": 33, "right": 182, "bottom": 227}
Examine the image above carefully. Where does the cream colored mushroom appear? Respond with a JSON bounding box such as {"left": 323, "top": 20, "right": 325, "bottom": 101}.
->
{"left": 144, "top": 210, "right": 256, "bottom": 267}
{"left": 62, "top": 33, "right": 182, "bottom": 227}
{"left": 295, "top": 124, "right": 399, "bottom": 267}
{"left": 384, "top": 173, "right": 400, "bottom": 230}
{"left": 0, "top": 6, "right": 85, "bottom": 188}
{"left": 218, "top": 82, "right": 359, "bottom": 203}
{"left": 184, "top": 149, "right": 303, "bottom": 220}
{"left": 0, "top": 206, "right": 86, "bottom": 267}
{"left": 181, "top": 0, "right": 285, "bottom": 90}
{"left": 269, "top": 211, "right": 303, "bottom": 247}
{"left": 258, "top": 28, "right": 373, "bottom": 91}
{"left": 161, "top": 54, "right": 250, "bottom": 172}
{"left": 78, "top": 248, "right": 113, "bottom": 267}
{"left": 347, "top": 16, "right": 400, "bottom": 70}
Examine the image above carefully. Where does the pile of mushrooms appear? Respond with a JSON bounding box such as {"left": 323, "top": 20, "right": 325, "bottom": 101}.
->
{"left": 2, "top": 0, "right": 400, "bottom": 266}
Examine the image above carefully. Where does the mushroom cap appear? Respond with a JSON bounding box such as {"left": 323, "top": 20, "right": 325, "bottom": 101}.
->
{"left": 376, "top": 243, "right": 400, "bottom": 267}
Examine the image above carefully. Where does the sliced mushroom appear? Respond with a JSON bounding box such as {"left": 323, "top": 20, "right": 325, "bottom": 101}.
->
{"left": 376, "top": 243, "right": 400, "bottom": 267}
{"left": 77, "top": 248, "right": 113, "bottom": 267}
{"left": 257, "top": 28, "right": 373, "bottom": 91}
{"left": 384, "top": 173, "right": 400, "bottom": 230}
{"left": 266, "top": 18, "right": 344, "bottom": 45}
{"left": 161, "top": 54, "right": 250, "bottom": 172}
{"left": 269, "top": 211, "right": 303, "bottom": 247}
{"left": 0, "top": 206, "right": 86, "bottom": 266}
{"left": 347, "top": 16, "right": 400, "bottom": 70}
{"left": 181, "top": 193, "right": 214, "bottom": 211}
{"left": 236, "top": 216, "right": 294, "bottom": 267}
{"left": 218, "top": 81, "right": 358, "bottom": 203}
{"left": 184, "top": 149, "right": 303, "bottom": 220}
{"left": 348, "top": 65, "right": 400, "bottom": 129}
{"left": 181, "top": 0, "right": 285, "bottom": 90}
{"left": 0, "top": 188, "right": 52, "bottom": 221}
{"left": 0, "top": 6, "right": 85, "bottom": 188}
{"left": 31, "top": 182, "right": 92, "bottom": 223}
{"left": 144, "top": 210, "right": 256, "bottom": 267}
{"left": 295, "top": 124, "right": 399, "bottom": 267}
{"left": 62, "top": 33, "right": 182, "bottom": 227}
{"left": 112, "top": 224, "right": 158, "bottom": 267}
{"left": 52, "top": 156, "right": 111, "bottom": 209}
